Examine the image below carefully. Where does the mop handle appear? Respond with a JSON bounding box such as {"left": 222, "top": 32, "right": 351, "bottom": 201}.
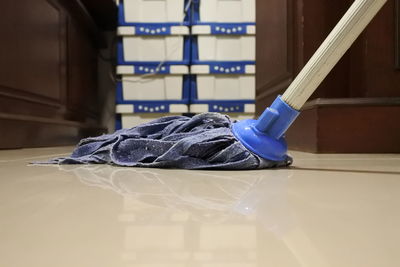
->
{"left": 281, "top": 0, "right": 388, "bottom": 110}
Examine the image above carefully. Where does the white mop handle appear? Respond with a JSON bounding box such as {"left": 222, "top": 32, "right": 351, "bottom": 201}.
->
{"left": 281, "top": 0, "right": 388, "bottom": 110}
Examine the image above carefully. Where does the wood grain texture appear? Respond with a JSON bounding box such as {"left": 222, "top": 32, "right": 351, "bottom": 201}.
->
{"left": 287, "top": 102, "right": 400, "bottom": 153}
{"left": 80, "top": 0, "right": 118, "bottom": 30}
{"left": 350, "top": 0, "right": 400, "bottom": 98}
{"left": 255, "top": 0, "right": 296, "bottom": 114}
{"left": 66, "top": 17, "right": 99, "bottom": 121}
{"left": 0, "top": 0, "right": 112, "bottom": 148}
{"left": 256, "top": 0, "right": 400, "bottom": 153}
{"left": 0, "top": 0, "right": 63, "bottom": 103}
{"left": 0, "top": 113, "right": 105, "bottom": 149}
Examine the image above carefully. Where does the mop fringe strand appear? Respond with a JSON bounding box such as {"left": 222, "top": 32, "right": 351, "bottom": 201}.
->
{"left": 47, "top": 113, "right": 292, "bottom": 170}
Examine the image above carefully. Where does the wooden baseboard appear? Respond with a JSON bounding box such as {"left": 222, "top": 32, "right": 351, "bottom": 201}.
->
{"left": 286, "top": 98, "right": 400, "bottom": 153}
{"left": 0, "top": 113, "right": 106, "bottom": 149}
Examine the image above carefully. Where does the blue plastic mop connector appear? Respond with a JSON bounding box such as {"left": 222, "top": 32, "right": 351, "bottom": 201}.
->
{"left": 232, "top": 96, "right": 300, "bottom": 161}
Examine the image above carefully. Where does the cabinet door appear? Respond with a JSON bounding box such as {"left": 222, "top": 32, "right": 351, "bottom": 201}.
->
{"left": 0, "top": 0, "right": 103, "bottom": 148}
{"left": 0, "top": 0, "right": 65, "bottom": 117}
{"left": 255, "top": 0, "right": 400, "bottom": 153}
{"left": 255, "top": 0, "right": 297, "bottom": 114}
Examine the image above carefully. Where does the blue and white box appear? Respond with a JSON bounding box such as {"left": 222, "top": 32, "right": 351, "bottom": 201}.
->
{"left": 115, "top": 63, "right": 190, "bottom": 129}
{"left": 191, "top": 24, "right": 256, "bottom": 63}
{"left": 116, "top": 104, "right": 189, "bottom": 129}
{"left": 190, "top": 63, "right": 255, "bottom": 100}
{"left": 118, "top": 26, "right": 191, "bottom": 64}
{"left": 116, "top": 64, "right": 190, "bottom": 102}
{"left": 189, "top": 63, "right": 255, "bottom": 114}
{"left": 118, "top": 0, "right": 190, "bottom": 25}
{"left": 192, "top": 0, "right": 255, "bottom": 24}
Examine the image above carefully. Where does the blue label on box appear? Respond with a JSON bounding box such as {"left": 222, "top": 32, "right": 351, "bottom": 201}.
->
{"left": 135, "top": 25, "right": 171, "bottom": 35}
{"left": 134, "top": 65, "right": 170, "bottom": 74}
{"left": 208, "top": 63, "right": 246, "bottom": 74}
{"left": 211, "top": 24, "right": 247, "bottom": 35}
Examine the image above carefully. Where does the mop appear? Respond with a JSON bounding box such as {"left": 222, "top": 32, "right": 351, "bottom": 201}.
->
{"left": 50, "top": 0, "right": 388, "bottom": 169}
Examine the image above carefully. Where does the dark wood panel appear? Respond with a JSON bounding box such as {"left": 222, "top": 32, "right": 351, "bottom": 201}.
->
{"left": 256, "top": 0, "right": 400, "bottom": 153}
{"left": 303, "top": 97, "right": 400, "bottom": 109}
{"left": 350, "top": 0, "right": 400, "bottom": 98}
{"left": 0, "top": 113, "right": 104, "bottom": 149}
{"left": 0, "top": 0, "right": 108, "bottom": 149}
{"left": 0, "top": 95, "right": 61, "bottom": 119}
{"left": 80, "top": 0, "right": 118, "bottom": 30}
{"left": 66, "top": 17, "right": 99, "bottom": 122}
{"left": 256, "top": 0, "right": 290, "bottom": 91}
{"left": 396, "top": 0, "right": 400, "bottom": 68}
{"left": 256, "top": 0, "right": 296, "bottom": 114}
{"left": 57, "top": 0, "right": 108, "bottom": 48}
{"left": 286, "top": 108, "right": 319, "bottom": 153}
{"left": 256, "top": 0, "right": 352, "bottom": 113}
{"left": 0, "top": 0, "right": 64, "bottom": 101}
{"left": 287, "top": 101, "right": 400, "bottom": 153}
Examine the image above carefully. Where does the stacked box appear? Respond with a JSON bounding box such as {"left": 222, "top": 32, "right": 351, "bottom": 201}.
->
{"left": 116, "top": 0, "right": 191, "bottom": 129}
{"left": 119, "top": 0, "right": 190, "bottom": 25}
{"left": 117, "top": 26, "right": 191, "bottom": 65}
{"left": 192, "top": 0, "right": 255, "bottom": 24}
{"left": 190, "top": 0, "right": 256, "bottom": 118}
{"left": 115, "top": 0, "right": 256, "bottom": 129}
{"left": 189, "top": 63, "right": 255, "bottom": 116}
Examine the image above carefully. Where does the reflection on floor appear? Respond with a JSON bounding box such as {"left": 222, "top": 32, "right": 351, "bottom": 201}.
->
{"left": 0, "top": 147, "right": 399, "bottom": 267}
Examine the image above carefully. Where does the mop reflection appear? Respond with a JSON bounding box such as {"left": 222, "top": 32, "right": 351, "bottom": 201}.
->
{"left": 59, "top": 165, "right": 290, "bottom": 223}
{"left": 58, "top": 165, "right": 328, "bottom": 267}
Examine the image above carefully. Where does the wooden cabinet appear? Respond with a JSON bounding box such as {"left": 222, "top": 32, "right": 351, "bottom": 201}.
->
{"left": 256, "top": 0, "right": 400, "bottom": 152}
{"left": 0, "top": 0, "right": 116, "bottom": 148}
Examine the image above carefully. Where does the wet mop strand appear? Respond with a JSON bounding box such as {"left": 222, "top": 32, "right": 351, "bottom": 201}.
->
{"left": 46, "top": 113, "right": 291, "bottom": 170}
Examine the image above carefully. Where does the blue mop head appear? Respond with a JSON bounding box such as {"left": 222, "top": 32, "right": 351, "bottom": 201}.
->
{"left": 49, "top": 112, "right": 292, "bottom": 170}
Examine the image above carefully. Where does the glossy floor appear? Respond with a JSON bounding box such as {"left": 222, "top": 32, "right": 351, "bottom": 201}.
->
{"left": 0, "top": 147, "right": 400, "bottom": 267}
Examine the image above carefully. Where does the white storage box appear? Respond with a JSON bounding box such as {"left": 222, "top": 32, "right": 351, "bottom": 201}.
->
{"left": 117, "top": 26, "right": 190, "bottom": 63}
{"left": 190, "top": 64, "right": 255, "bottom": 100}
{"left": 120, "top": 0, "right": 187, "bottom": 24}
{"left": 116, "top": 64, "right": 190, "bottom": 102}
{"left": 192, "top": 25, "right": 255, "bottom": 62}
{"left": 118, "top": 75, "right": 189, "bottom": 101}
{"left": 116, "top": 103, "right": 189, "bottom": 114}
{"left": 194, "top": 0, "right": 255, "bottom": 23}
{"left": 194, "top": 75, "right": 255, "bottom": 100}
{"left": 116, "top": 103, "right": 189, "bottom": 129}
{"left": 117, "top": 113, "right": 186, "bottom": 129}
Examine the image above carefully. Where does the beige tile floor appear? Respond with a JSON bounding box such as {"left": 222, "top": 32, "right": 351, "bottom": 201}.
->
{"left": 0, "top": 147, "right": 400, "bottom": 267}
